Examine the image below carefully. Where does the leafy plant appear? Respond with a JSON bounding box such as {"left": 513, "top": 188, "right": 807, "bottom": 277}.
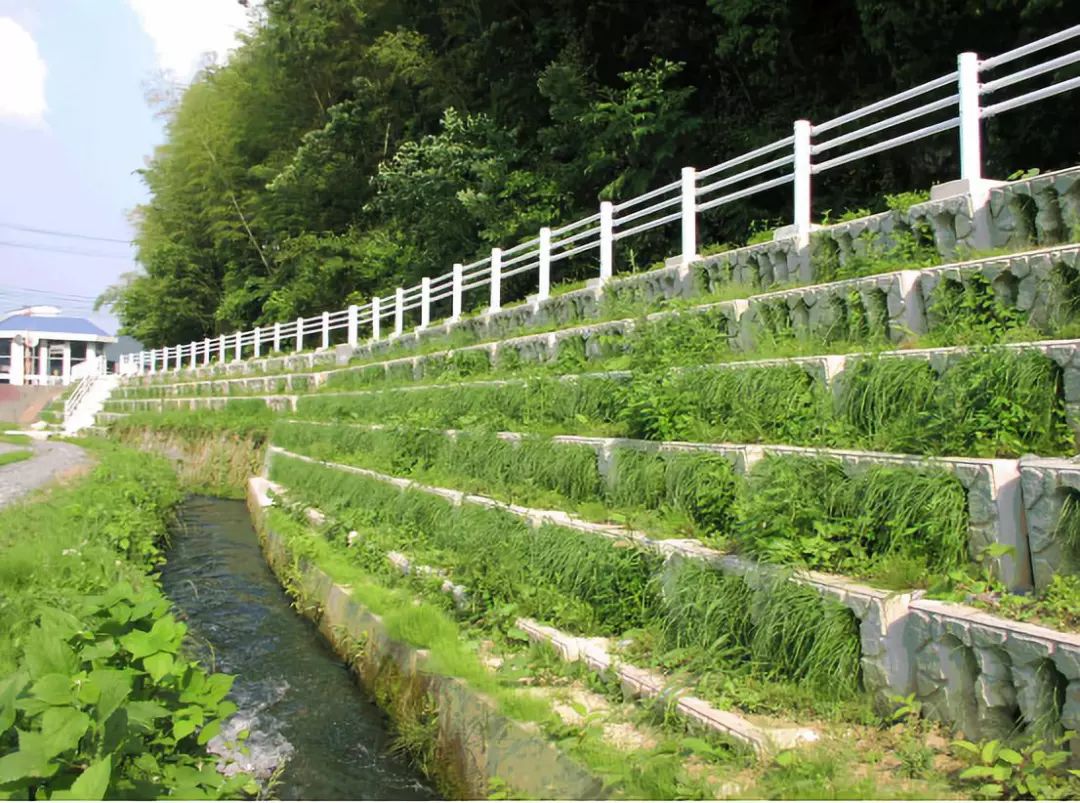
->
{"left": 951, "top": 734, "right": 1080, "bottom": 799}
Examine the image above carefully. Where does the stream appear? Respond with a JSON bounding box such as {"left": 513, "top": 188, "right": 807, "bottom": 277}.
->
{"left": 161, "top": 496, "right": 439, "bottom": 800}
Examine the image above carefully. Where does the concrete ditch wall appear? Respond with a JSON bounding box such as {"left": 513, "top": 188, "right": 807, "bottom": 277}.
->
{"left": 247, "top": 477, "right": 606, "bottom": 800}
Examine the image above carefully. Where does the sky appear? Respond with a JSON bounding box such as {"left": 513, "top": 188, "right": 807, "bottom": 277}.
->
{"left": 0, "top": 0, "right": 255, "bottom": 337}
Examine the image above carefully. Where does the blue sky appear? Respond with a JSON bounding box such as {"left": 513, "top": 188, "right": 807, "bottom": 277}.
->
{"left": 0, "top": 0, "right": 252, "bottom": 335}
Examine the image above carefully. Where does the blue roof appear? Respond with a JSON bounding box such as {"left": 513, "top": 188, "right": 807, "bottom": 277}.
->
{"left": 0, "top": 315, "right": 111, "bottom": 337}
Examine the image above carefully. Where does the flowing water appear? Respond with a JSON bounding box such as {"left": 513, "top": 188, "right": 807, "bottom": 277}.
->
{"left": 161, "top": 496, "right": 438, "bottom": 800}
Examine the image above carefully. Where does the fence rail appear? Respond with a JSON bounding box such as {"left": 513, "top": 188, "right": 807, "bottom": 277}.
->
{"left": 122, "top": 25, "right": 1080, "bottom": 375}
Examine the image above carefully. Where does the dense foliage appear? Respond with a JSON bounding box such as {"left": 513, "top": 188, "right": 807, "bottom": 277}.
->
{"left": 0, "top": 446, "right": 252, "bottom": 799}
{"left": 104, "top": 0, "right": 1074, "bottom": 347}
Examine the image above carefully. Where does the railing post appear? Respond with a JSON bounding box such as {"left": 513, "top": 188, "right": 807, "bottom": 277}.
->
{"left": 347, "top": 304, "right": 359, "bottom": 347}
{"left": 489, "top": 248, "right": 502, "bottom": 313}
{"left": 321, "top": 311, "right": 330, "bottom": 349}
{"left": 234, "top": 332, "right": 242, "bottom": 361}
{"left": 150, "top": 350, "right": 156, "bottom": 373}
{"left": 189, "top": 341, "right": 196, "bottom": 369}
{"left": 372, "top": 296, "right": 381, "bottom": 341}
{"left": 958, "top": 52, "right": 982, "bottom": 184}
{"left": 451, "top": 263, "right": 463, "bottom": 322}
{"left": 253, "top": 327, "right": 261, "bottom": 358}
{"left": 793, "top": 119, "right": 813, "bottom": 249}
{"left": 538, "top": 227, "right": 551, "bottom": 300}
{"left": 599, "top": 201, "right": 613, "bottom": 283}
{"left": 394, "top": 288, "right": 404, "bottom": 337}
{"left": 218, "top": 334, "right": 226, "bottom": 363}
{"left": 295, "top": 317, "right": 304, "bottom": 352}
{"left": 680, "top": 167, "right": 697, "bottom": 268}
{"left": 273, "top": 322, "right": 281, "bottom": 353}
{"left": 419, "top": 276, "right": 431, "bottom": 330}
{"left": 203, "top": 338, "right": 211, "bottom": 366}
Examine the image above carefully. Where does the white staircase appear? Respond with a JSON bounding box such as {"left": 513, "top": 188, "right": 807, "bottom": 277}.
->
{"left": 63, "top": 374, "right": 118, "bottom": 435}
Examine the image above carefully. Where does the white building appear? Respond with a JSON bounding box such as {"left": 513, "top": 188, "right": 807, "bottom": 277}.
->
{"left": 0, "top": 306, "right": 117, "bottom": 385}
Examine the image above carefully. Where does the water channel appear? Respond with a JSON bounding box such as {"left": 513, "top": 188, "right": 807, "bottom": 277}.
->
{"left": 161, "top": 496, "right": 438, "bottom": 800}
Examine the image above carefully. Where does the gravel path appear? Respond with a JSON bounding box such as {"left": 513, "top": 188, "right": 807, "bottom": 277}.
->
{"left": 0, "top": 439, "right": 92, "bottom": 509}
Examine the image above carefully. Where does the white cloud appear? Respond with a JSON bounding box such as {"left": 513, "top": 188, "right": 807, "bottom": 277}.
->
{"left": 0, "top": 17, "right": 47, "bottom": 126}
{"left": 127, "top": 0, "right": 254, "bottom": 81}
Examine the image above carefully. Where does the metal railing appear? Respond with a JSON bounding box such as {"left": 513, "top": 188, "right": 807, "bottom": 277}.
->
{"left": 121, "top": 24, "right": 1080, "bottom": 376}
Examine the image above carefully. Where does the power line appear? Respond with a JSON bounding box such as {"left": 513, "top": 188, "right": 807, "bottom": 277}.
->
{"left": 0, "top": 222, "right": 131, "bottom": 245}
{"left": 0, "top": 286, "right": 101, "bottom": 302}
{"left": 0, "top": 240, "right": 133, "bottom": 260}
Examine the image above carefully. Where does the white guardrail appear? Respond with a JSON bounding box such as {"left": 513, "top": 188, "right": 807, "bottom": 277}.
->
{"left": 122, "top": 25, "right": 1080, "bottom": 375}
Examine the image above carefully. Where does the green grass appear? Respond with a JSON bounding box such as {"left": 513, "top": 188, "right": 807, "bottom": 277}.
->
{"left": 270, "top": 421, "right": 742, "bottom": 542}
{"left": 734, "top": 455, "right": 969, "bottom": 584}
{"left": 267, "top": 454, "right": 870, "bottom": 713}
{"left": 287, "top": 341, "right": 1075, "bottom": 459}
{"left": 0, "top": 448, "right": 33, "bottom": 467}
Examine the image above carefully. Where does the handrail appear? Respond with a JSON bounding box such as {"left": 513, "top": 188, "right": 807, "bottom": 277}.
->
{"left": 125, "top": 25, "right": 1080, "bottom": 377}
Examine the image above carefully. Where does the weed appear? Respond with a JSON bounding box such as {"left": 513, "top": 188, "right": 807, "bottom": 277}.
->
{"left": 951, "top": 733, "right": 1080, "bottom": 799}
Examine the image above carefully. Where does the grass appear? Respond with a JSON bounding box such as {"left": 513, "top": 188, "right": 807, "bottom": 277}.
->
{"left": 270, "top": 421, "right": 742, "bottom": 543}
{"left": 734, "top": 455, "right": 969, "bottom": 584}
{"left": 284, "top": 340, "right": 1076, "bottom": 459}
{"left": 839, "top": 350, "right": 1074, "bottom": 458}
{"left": 0, "top": 448, "right": 33, "bottom": 466}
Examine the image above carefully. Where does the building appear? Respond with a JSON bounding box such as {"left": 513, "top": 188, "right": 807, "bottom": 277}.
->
{"left": 0, "top": 306, "right": 117, "bottom": 385}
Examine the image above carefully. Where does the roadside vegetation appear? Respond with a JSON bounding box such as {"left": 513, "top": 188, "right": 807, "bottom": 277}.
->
{"left": 0, "top": 443, "right": 253, "bottom": 799}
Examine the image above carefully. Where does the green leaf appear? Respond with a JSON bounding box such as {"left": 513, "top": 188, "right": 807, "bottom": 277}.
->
{"left": 118, "top": 629, "right": 156, "bottom": 660}
{"left": 173, "top": 719, "right": 197, "bottom": 740}
{"left": 977, "top": 783, "right": 1004, "bottom": 797}
{"left": 959, "top": 766, "right": 996, "bottom": 780}
{"left": 87, "top": 669, "right": 132, "bottom": 724}
{"left": 143, "top": 652, "right": 174, "bottom": 683}
{"left": 80, "top": 638, "right": 118, "bottom": 662}
{"left": 124, "top": 700, "right": 171, "bottom": 729}
{"left": 996, "top": 747, "right": 1023, "bottom": 765}
{"left": 197, "top": 718, "right": 223, "bottom": 746}
{"left": 30, "top": 674, "right": 74, "bottom": 707}
{"left": 52, "top": 756, "right": 111, "bottom": 800}
{"left": 39, "top": 707, "right": 91, "bottom": 758}
{"left": 981, "top": 739, "right": 999, "bottom": 764}
{"left": 0, "top": 749, "right": 57, "bottom": 784}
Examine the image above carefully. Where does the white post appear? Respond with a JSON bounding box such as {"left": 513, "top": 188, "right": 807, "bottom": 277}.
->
{"left": 273, "top": 322, "right": 281, "bottom": 353}
{"left": 680, "top": 167, "right": 697, "bottom": 268}
{"left": 203, "top": 338, "right": 211, "bottom": 366}
{"left": 394, "top": 288, "right": 404, "bottom": 337}
{"left": 793, "top": 119, "right": 813, "bottom": 249}
{"left": 489, "top": 248, "right": 502, "bottom": 313}
{"left": 189, "top": 341, "right": 197, "bottom": 369}
{"left": 149, "top": 350, "right": 156, "bottom": 374}
{"left": 347, "top": 304, "right": 359, "bottom": 347}
{"left": 451, "top": 264, "right": 463, "bottom": 322}
{"left": 321, "top": 311, "right": 330, "bottom": 349}
{"left": 538, "top": 227, "right": 551, "bottom": 300}
{"left": 958, "top": 52, "right": 982, "bottom": 184}
{"left": 295, "top": 317, "right": 304, "bottom": 352}
{"left": 253, "top": 327, "right": 261, "bottom": 358}
{"left": 372, "top": 296, "right": 381, "bottom": 341}
{"left": 234, "top": 332, "right": 242, "bottom": 361}
{"left": 599, "top": 201, "right": 613, "bottom": 283}
{"left": 62, "top": 342, "right": 71, "bottom": 383}
{"left": 218, "top": 334, "right": 226, "bottom": 363}
{"left": 419, "top": 277, "right": 431, "bottom": 330}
